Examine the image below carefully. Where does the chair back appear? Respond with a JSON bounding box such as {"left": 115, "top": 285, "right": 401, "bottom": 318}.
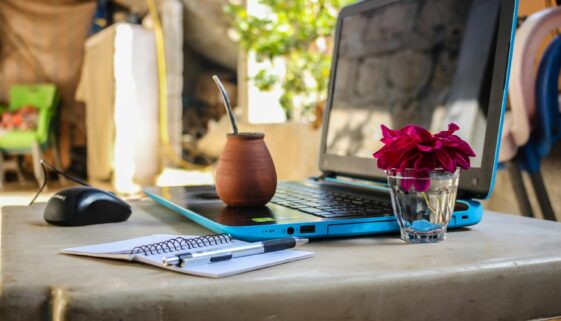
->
{"left": 507, "top": 7, "right": 561, "bottom": 146}
{"left": 519, "top": 35, "right": 561, "bottom": 172}
{"left": 535, "top": 36, "right": 561, "bottom": 154}
{"left": 7, "top": 84, "right": 59, "bottom": 145}
{"left": 8, "top": 84, "right": 59, "bottom": 112}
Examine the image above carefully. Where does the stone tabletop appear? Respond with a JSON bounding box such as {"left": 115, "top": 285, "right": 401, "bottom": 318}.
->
{"left": 1, "top": 201, "right": 561, "bottom": 321}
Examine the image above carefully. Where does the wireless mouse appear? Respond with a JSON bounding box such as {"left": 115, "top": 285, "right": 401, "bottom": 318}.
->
{"left": 43, "top": 186, "right": 132, "bottom": 226}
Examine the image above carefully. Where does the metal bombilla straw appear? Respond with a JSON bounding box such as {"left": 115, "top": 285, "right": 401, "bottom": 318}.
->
{"left": 212, "top": 75, "right": 239, "bottom": 135}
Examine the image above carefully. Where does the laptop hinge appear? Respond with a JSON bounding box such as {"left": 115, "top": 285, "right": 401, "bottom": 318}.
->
{"left": 314, "top": 171, "right": 336, "bottom": 181}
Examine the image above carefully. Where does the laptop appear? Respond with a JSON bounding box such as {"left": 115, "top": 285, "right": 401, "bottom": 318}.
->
{"left": 145, "top": 0, "right": 518, "bottom": 241}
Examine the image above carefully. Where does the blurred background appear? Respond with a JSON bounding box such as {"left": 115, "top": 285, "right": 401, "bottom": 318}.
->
{"left": 0, "top": 0, "right": 559, "bottom": 221}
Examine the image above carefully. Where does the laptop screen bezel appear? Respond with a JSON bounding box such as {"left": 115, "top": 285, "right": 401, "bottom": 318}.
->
{"left": 318, "top": 0, "right": 517, "bottom": 200}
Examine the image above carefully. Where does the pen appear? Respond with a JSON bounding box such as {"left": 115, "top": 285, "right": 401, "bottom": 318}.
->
{"left": 162, "top": 237, "right": 309, "bottom": 267}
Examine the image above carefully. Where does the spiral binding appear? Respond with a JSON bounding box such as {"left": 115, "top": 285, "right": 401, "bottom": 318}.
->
{"left": 130, "top": 234, "right": 233, "bottom": 256}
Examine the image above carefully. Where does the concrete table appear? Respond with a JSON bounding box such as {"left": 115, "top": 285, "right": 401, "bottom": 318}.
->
{"left": 1, "top": 201, "right": 561, "bottom": 321}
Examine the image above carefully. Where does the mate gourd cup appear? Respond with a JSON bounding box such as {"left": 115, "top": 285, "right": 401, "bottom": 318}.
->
{"left": 215, "top": 132, "right": 277, "bottom": 207}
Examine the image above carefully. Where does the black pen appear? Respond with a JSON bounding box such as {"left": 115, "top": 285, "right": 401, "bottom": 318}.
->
{"left": 162, "top": 237, "right": 309, "bottom": 267}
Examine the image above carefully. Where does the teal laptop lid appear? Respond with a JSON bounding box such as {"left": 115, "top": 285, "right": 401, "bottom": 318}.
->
{"left": 319, "top": 0, "right": 518, "bottom": 200}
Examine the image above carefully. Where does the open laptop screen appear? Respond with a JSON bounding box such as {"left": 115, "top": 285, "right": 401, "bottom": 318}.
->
{"left": 321, "top": 0, "right": 516, "bottom": 199}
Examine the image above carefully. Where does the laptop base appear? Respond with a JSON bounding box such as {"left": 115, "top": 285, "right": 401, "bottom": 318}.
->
{"left": 144, "top": 181, "right": 482, "bottom": 241}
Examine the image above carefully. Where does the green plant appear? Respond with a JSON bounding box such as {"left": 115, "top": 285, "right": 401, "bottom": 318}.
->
{"left": 226, "top": 0, "right": 354, "bottom": 121}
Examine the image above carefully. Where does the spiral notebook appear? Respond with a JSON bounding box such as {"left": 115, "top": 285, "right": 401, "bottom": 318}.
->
{"left": 61, "top": 234, "right": 313, "bottom": 278}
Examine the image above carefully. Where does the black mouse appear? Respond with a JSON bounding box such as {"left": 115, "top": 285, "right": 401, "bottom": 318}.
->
{"left": 43, "top": 186, "right": 132, "bottom": 226}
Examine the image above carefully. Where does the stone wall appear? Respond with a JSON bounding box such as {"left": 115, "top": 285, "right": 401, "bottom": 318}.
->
{"left": 334, "top": 0, "right": 471, "bottom": 127}
{"left": 327, "top": 0, "right": 475, "bottom": 158}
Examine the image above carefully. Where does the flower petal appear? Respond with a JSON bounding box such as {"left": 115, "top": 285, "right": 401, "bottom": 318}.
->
{"left": 417, "top": 144, "right": 433, "bottom": 152}
{"left": 381, "top": 124, "right": 400, "bottom": 139}
{"left": 414, "top": 153, "right": 437, "bottom": 172}
{"left": 417, "top": 139, "right": 442, "bottom": 152}
{"left": 400, "top": 179, "right": 413, "bottom": 192}
{"left": 435, "top": 123, "right": 460, "bottom": 137}
{"left": 398, "top": 150, "right": 418, "bottom": 171}
{"left": 449, "top": 150, "right": 471, "bottom": 169}
{"left": 435, "top": 150, "right": 456, "bottom": 172}
{"left": 402, "top": 124, "right": 433, "bottom": 142}
{"left": 413, "top": 179, "right": 431, "bottom": 193}
{"left": 446, "top": 123, "right": 459, "bottom": 133}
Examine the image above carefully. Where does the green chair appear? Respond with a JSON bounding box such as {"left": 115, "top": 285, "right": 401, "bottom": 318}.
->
{"left": 0, "top": 84, "right": 62, "bottom": 187}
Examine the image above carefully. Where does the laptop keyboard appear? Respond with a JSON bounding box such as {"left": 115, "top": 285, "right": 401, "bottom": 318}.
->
{"left": 270, "top": 182, "right": 393, "bottom": 219}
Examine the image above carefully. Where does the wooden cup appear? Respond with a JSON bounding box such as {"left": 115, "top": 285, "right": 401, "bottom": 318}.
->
{"left": 215, "top": 132, "right": 277, "bottom": 207}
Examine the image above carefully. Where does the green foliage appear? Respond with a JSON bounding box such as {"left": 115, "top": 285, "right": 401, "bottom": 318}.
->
{"left": 226, "top": 0, "right": 354, "bottom": 121}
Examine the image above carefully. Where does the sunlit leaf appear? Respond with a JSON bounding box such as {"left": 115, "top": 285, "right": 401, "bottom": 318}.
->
{"left": 225, "top": 0, "right": 355, "bottom": 120}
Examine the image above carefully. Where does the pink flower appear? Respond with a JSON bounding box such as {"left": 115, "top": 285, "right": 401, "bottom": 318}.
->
{"left": 373, "top": 123, "right": 475, "bottom": 192}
